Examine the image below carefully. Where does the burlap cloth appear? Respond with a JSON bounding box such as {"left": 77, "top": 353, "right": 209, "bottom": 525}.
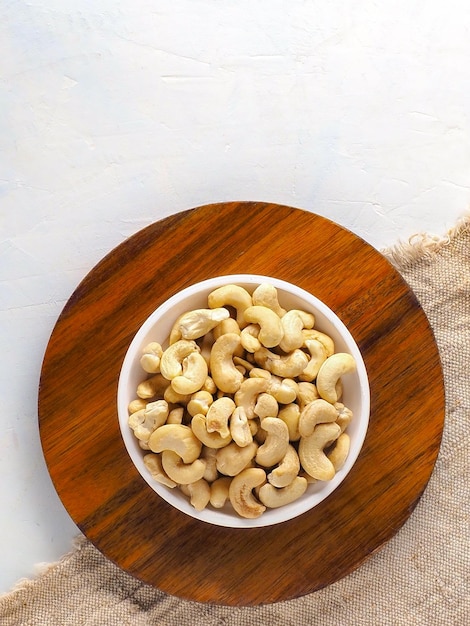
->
{"left": 2, "top": 217, "right": 469, "bottom": 625}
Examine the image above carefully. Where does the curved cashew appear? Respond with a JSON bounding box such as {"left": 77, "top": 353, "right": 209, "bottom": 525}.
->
{"left": 267, "top": 444, "right": 301, "bottom": 488}
{"left": 160, "top": 340, "right": 200, "bottom": 380}
{"left": 128, "top": 397, "right": 147, "bottom": 414}
{"left": 316, "top": 353, "right": 357, "bottom": 403}
{"left": 148, "top": 423, "right": 202, "bottom": 463}
{"left": 161, "top": 450, "right": 207, "bottom": 485}
{"left": 210, "top": 476, "right": 232, "bottom": 508}
{"left": 201, "top": 446, "right": 219, "bottom": 482}
{"left": 254, "top": 392, "right": 279, "bottom": 419}
{"left": 240, "top": 324, "right": 262, "bottom": 353}
{"left": 279, "top": 310, "right": 315, "bottom": 352}
{"left": 191, "top": 414, "right": 232, "bottom": 449}
{"left": 234, "top": 377, "right": 269, "bottom": 419}
{"left": 297, "top": 381, "right": 320, "bottom": 409}
{"left": 163, "top": 385, "right": 191, "bottom": 406}
{"left": 187, "top": 390, "right": 214, "bottom": 417}
{"left": 335, "top": 402, "right": 354, "bottom": 433}
{"left": 213, "top": 317, "right": 241, "bottom": 339}
{"left": 166, "top": 406, "right": 184, "bottom": 424}
{"left": 298, "top": 399, "right": 338, "bottom": 438}
{"left": 256, "top": 417, "right": 290, "bottom": 467}
{"left": 230, "top": 406, "right": 253, "bottom": 447}
{"left": 207, "top": 284, "right": 253, "bottom": 328}
{"left": 206, "top": 396, "right": 235, "bottom": 438}
{"left": 298, "top": 422, "right": 341, "bottom": 481}
{"left": 254, "top": 346, "right": 309, "bottom": 378}
{"left": 258, "top": 476, "right": 308, "bottom": 508}
{"left": 185, "top": 478, "right": 211, "bottom": 511}
{"left": 140, "top": 342, "right": 163, "bottom": 374}
{"left": 136, "top": 373, "right": 169, "bottom": 399}
{"left": 170, "top": 308, "right": 230, "bottom": 343}
{"left": 216, "top": 441, "right": 258, "bottom": 476}
{"left": 243, "top": 305, "right": 284, "bottom": 348}
{"left": 170, "top": 351, "right": 208, "bottom": 395}
{"left": 128, "top": 399, "right": 169, "bottom": 442}
{"left": 143, "top": 453, "right": 177, "bottom": 488}
{"left": 299, "top": 339, "right": 327, "bottom": 382}
{"left": 228, "top": 467, "right": 267, "bottom": 519}
{"left": 209, "top": 332, "right": 244, "bottom": 394}
{"left": 252, "top": 283, "right": 286, "bottom": 317}
{"left": 327, "top": 432, "right": 351, "bottom": 471}
{"left": 277, "top": 403, "right": 301, "bottom": 441}
{"left": 302, "top": 329, "right": 335, "bottom": 357}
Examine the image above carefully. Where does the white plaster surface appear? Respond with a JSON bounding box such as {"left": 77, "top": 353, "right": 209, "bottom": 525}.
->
{"left": 1, "top": 0, "right": 469, "bottom": 593}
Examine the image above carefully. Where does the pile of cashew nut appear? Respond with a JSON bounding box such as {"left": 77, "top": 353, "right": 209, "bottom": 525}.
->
{"left": 127, "top": 282, "right": 357, "bottom": 519}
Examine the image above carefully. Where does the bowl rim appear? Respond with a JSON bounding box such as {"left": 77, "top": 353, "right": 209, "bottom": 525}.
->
{"left": 117, "top": 273, "right": 370, "bottom": 528}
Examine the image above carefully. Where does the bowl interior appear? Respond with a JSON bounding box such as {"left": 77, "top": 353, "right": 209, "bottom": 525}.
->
{"left": 117, "top": 274, "right": 370, "bottom": 528}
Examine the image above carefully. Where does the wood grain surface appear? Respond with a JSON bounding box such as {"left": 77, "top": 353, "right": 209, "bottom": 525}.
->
{"left": 38, "top": 202, "right": 445, "bottom": 606}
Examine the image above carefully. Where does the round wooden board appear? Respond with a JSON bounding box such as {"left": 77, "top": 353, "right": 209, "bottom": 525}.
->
{"left": 39, "top": 202, "right": 445, "bottom": 606}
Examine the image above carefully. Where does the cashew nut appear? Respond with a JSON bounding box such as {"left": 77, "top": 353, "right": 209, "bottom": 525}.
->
{"left": 205, "top": 396, "right": 235, "bottom": 438}
{"left": 254, "top": 346, "right": 309, "bottom": 378}
{"left": 298, "top": 399, "right": 338, "bottom": 438}
{"left": 160, "top": 339, "right": 200, "bottom": 381}
{"left": 143, "top": 453, "right": 177, "bottom": 488}
{"left": 296, "top": 381, "right": 320, "bottom": 409}
{"left": 171, "top": 351, "right": 208, "bottom": 395}
{"left": 169, "top": 308, "right": 230, "bottom": 343}
{"left": 335, "top": 402, "right": 354, "bottom": 433}
{"left": 163, "top": 385, "right": 191, "bottom": 406}
{"left": 256, "top": 417, "right": 290, "bottom": 467}
{"left": 209, "top": 332, "right": 244, "bottom": 394}
{"left": 240, "top": 324, "right": 262, "bottom": 353}
{"left": 185, "top": 478, "right": 211, "bottom": 511}
{"left": 258, "top": 476, "right": 308, "bottom": 508}
{"left": 230, "top": 406, "right": 253, "bottom": 447}
{"left": 210, "top": 476, "right": 232, "bottom": 508}
{"left": 267, "top": 444, "right": 301, "bottom": 487}
{"left": 279, "top": 310, "right": 315, "bottom": 353}
{"left": 213, "top": 317, "right": 241, "bottom": 339}
{"left": 252, "top": 283, "right": 286, "bottom": 317}
{"left": 161, "top": 450, "right": 207, "bottom": 484}
{"left": 136, "top": 373, "right": 169, "bottom": 399}
{"left": 277, "top": 403, "right": 301, "bottom": 441}
{"left": 254, "top": 392, "right": 279, "bottom": 419}
{"left": 316, "top": 353, "right": 357, "bottom": 403}
{"left": 140, "top": 342, "right": 163, "bottom": 374}
{"left": 228, "top": 467, "right": 267, "bottom": 518}
{"left": 216, "top": 441, "right": 258, "bottom": 476}
{"left": 207, "top": 284, "right": 253, "bottom": 328}
{"left": 201, "top": 446, "right": 219, "bottom": 482}
{"left": 298, "top": 422, "right": 341, "bottom": 481}
{"left": 299, "top": 339, "right": 327, "bottom": 382}
{"left": 327, "top": 432, "right": 351, "bottom": 471}
{"left": 128, "top": 397, "right": 147, "bottom": 414}
{"left": 166, "top": 406, "right": 185, "bottom": 424}
{"left": 191, "top": 414, "right": 232, "bottom": 449}
{"left": 302, "top": 329, "right": 335, "bottom": 357}
{"left": 266, "top": 375, "right": 298, "bottom": 404}
{"left": 187, "top": 390, "right": 214, "bottom": 417}
{"left": 148, "top": 423, "right": 202, "bottom": 463}
{"left": 234, "top": 376, "right": 269, "bottom": 419}
{"left": 127, "top": 399, "right": 170, "bottom": 442}
{"left": 243, "top": 305, "right": 284, "bottom": 348}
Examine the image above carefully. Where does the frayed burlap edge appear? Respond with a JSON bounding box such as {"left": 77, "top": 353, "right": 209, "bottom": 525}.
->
{"left": 381, "top": 210, "right": 470, "bottom": 269}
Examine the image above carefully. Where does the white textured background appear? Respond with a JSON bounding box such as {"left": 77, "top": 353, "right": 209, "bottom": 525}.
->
{"left": 1, "top": 0, "right": 469, "bottom": 593}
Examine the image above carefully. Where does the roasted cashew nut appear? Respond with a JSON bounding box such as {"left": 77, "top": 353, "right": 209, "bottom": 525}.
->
{"left": 277, "top": 403, "right": 301, "bottom": 441}
{"left": 230, "top": 406, "right": 253, "bottom": 447}
{"left": 234, "top": 376, "right": 269, "bottom": 419}
{"left": 209, "top": 332, "right": 244, "bottom": 394}
{"left": 254, "top": 392, "right": 279, "bottom": 419}
{"left": 210, "top": 476, "right": 232, "bottom": 508}
{"left": 327, "top": 432, "right": 351, "bottom": 471}
{"left": 169, "top": 308, "right": 230, "bottom": 343}
{"left": 208, "top": 284, "right": 253, "bottom": 328}
{"left": 148, "top": 423, "right": 202, "bottom": 463}
{"left": 191, "top": 414, "right": 232, "bottom": 449}
{"left": 161, "top": 450, "right": 207, "bottom": 484}
{"left": 299, "top": 339, "right": 327, "bottom": 382}
{"left": 258, "top": 476, "right": 308, "bottom": 508}
{"left": 160, "top": 339, "right": 200, "bottom": 380}
{"left": 216, "top": 441, "right": 258, "bottom": 477}
{"left": 298, "top": 422, "right": 341, "bottom": 481}
{"left": 228, "top": 467, "right": 267, "bottom": 519}
{"left": 267, "top": 444, "right": 301, "bottom": 488}
{"left": 205, "top": 396, "right": 236, "bottom": 438}
{"left": 254, "top": 347, "right": 309, "bottom": 378}
{"left": 240, "top": 324, "right": 262, "bottom": 353}
{"left": 243, "top": 305, "right": 284, "bottom": 348}
{"left": 302, "top": 329, "right": 335, "bottom": 357}
{"left": 171, "top": 351, "right": 208, "bottom": 395}
{"left": 316, "top": 353, "right": 357, "bottom": 403}
{"left": 252, "top": 283, "right": 287, "bottom": 317}
{"left": 298, "top": 398, "right": 338, "bottom": 438}
{"left": 256, "top": 417, "right": 290, "bottom": 467}
{"left": 279, "top": 309, "right": 315, "bottom": 353}
{"left": 143, "top": 453, "right": 177, "bottom": 488}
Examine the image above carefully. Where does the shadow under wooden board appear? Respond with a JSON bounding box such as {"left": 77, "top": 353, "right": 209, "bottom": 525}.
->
{"left": 39, "top": 202, "right": 445, "bottom": 606}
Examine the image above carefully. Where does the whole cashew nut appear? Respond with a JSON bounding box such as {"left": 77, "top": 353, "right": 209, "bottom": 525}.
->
{"left": 171, "top": 351, "right": 208, "bottom": 395}
{"left": 234, "top": 376, "right": 269, "bottom": 419}
{"left": 161, "top": 449, "right": 207, "bottom": 484}
{"left": 277, "top": 403, "right": 301, "bottom": 441}
{"left": 298, "top": 422, "right": 341, "bottom": 481}
{"left": 228, "top": 467, "right": 267, "bottom": 518}
{"left": 143, "top": 453, "right": 177, "bottom": 488}
{"left": 240, "top": 324, "right": 262, "bottom": 353}
{"left": 230, "top": 406, "right": 253, "bottom": 447}
{"left": 302, "top": 329, "right": 335, "bottom": 357}
{"left": 216, "top": 441, "right": 258, "bottom": 476}
{"left": 187, "top": 390, "right": 214, "bottom": 417}
{"left": 148, "top": 423, "right": 202, "bottom": 463}
{"left": 279, "top": 310, "right": 315, "bottom": 353}
{"left": 208, "top": 284, "right": 253, "bottom": 328}
{"left": 140, "top": 342, "right": 163, "bottom": 374}
{"left": 127, "top": 399, "right": 169, "bottom": 442}
{"left": 160, "top": 340, "right": 200, "bottom": 380}
{"left": 252, "top": 283, "right": 287, "bottom": 317}
{"left": 136, "top": 373, "right": 169, "bottom": 399}
{"left": 254, "top": 392, "right": 279, "bottom": 419}
{"left": 327, "top": 432, "right": 351, "bottom": 471}
{"left": 185, "top": 478, "right": 211, "bottom": 511}
{"left": 299, "top": 339, "right": 327, "bottom": 382}
{"left": 243, "top": 306, "right": 284, "bottom": 348}
{"left": 258, "top": 476, "right": 308, "bottom": 508}
{"left": 298, "top": 398, "right": 338, "bottom": 437}
{"left": 205, "top": 396, "right": 236, "bottom": 438}
{"left": 169, "top": 308, "right": 230, "bottom": 343}
{"left": 254, "top": 346, "right": 309, "bottom": 378}
{"left": 316, "top": 353, "right": 357, "bottom": 403}
{"left": 256, "top": 417, "right": 290, "bottom": 467}
{"left": 209, "top": 332, "right": 244, "bottom": 394}
{"left": 210, "top": 476, "right": 232, "bottom": 508}
{"left": 191, "top": 413, "right": 232, "bottom": 449}
{"left": 267, "top": 444, "right": 301, "bottom": 488}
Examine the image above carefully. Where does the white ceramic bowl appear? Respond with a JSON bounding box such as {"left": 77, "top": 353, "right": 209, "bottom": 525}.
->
{"left": 117, "top": 274, "right": 370, "bottom": 528}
